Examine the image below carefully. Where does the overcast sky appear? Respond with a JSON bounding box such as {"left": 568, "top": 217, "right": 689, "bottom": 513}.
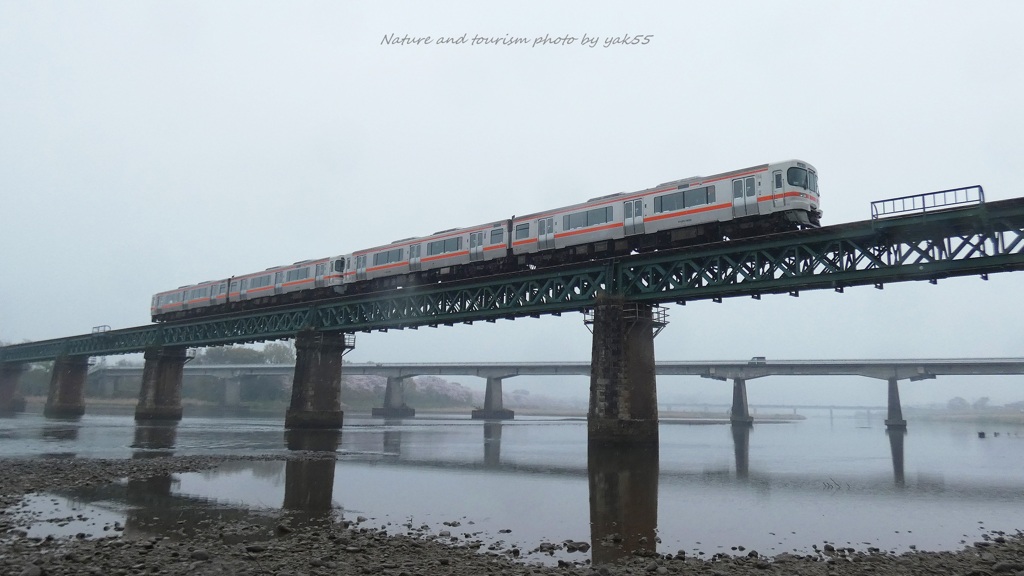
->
{"left": 2, "top": 1, "right": 1022, "bottom": 406}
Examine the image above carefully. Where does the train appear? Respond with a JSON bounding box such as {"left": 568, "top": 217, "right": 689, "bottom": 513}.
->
{"left": 151, "top": 159, "right": 821, "bottom": 321}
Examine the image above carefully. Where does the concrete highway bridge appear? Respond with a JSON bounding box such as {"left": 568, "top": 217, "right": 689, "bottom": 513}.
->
{"left": 84, "top": 358, "right": 1024, "bottom": 426}
{"left": 3, "top": 186, "right": 1024, "bottom": 443}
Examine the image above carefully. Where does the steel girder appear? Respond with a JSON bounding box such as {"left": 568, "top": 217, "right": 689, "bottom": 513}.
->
{"left": 3, "top": 198, "right": 1024, "bottom": 364}
{"left": 619, "top": 199, "right": 1024, "bottom": 303}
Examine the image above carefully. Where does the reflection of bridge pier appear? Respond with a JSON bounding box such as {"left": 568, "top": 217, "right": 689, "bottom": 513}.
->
{"left": 132, "top": 422, "right": 179, "bottom": 455}
{"left": 588, "top": 442, "right": 659, "bottom": 564}
{"left": 284, "top": 430, "right": 340, "bottom": 512}
{"left": 888, "top": 428, "right": 906, "bottom": 487}
{"left": 732, "top": 423, "right": 750, "bottom": 479}
{"left": 483, "top": 421, "right": 502, "bottom": 466}
{"left": 382, "top": 420, "right": 403, "bottom": 456}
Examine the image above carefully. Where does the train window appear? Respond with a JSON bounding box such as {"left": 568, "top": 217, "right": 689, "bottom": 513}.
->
{"left": 774, "top": 171, "right": 783, "bottom": 190}
{"left": 744, "top": 176, "right": 755, "bottom": 197}
{"left": 490, "top": 228, "right": 504, "bottom": 244}
{"left": 285, "top": 267, "right": 310, "bottom": 282}
{"left": 445, "top": 237, "right": 461, "bottom": 252}
{"left": 334, "top": 259, "right": 344, "bottom": 272}
{"left": 373, "top": 248, "right": 403, "bottom": 265}
{"left": 787, "top": 167, "right": 808, "bottom": 189}
{"left": 732, "top": 180, "right": 743, "bottom": 199}
{"left": 808, "top": 171, "right": 818, "bottom": 192}
{"left": 564, "top": 206, "right": 613, "bottom": 230}
{"left": 410, "top": 244, "right": 421, "bottom": 258}
{"left": 515, "top": 223, "right": 530, "bottom": 240}
{"left": 684, "top": 188, "right": 707, "bottom": 207}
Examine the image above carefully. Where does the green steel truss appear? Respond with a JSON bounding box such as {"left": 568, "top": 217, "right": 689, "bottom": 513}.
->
{"left": 3, "top": 197, "right": 1024, "bottom": 364}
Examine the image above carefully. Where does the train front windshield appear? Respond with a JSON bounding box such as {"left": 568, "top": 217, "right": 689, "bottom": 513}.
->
{"left": 787, "top": 167, "right": 818, "bottom": 192}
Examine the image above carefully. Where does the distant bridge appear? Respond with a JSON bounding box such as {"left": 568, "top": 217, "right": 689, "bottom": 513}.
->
{"left": 83, "top": 357, "right": 1024, "bottom": 421}
{"left": 88, "top": 357, "right": 1024, "bottom": 382}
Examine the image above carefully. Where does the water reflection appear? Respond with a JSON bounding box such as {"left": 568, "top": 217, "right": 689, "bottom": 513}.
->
{"left": 731, "top": 424, "right": 750, "bottom": 479}
{"left": 888, "top": 429, "right": 906, "bottom": 487}
{"left": 42, "top": 423, "right": 79, "bottom": 442}
{"left": 284, "top": 429, "right": 340, "bottom": 513}
{"left": 383, "top": 419, "right": 402, "bottom": 457}
{"left": 588, "top": 442, "right": 659, "bottom": 564}
{"left": 132, "top": 423, "right": 178, "bottom": 454}
{"left": 483, "top": 421, "right": 502, "bottom": 467}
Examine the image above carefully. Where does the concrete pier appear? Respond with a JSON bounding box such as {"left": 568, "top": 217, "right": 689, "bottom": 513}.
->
{"left": 372, "top": 376, "right": 415, "bottom": 418}
{"left": 885, "top": 377, "right": 907, "bottom": 429}
{"left": 588, "top": 296, "right": 659, "bottom": 445}
{"left": 471, "top": 376, "right": 515, "bottom": 420}
{"left": 135, "top": 347, "right": 187, "bottom": 421}
{"left": 730, "top": 377, "right": 754, "bottom": 425}
{"left": 285, "top": 330, "right": 349, "bottom": 429}
{"left": 888, "top": 428, "right": 906, "bottom": 486}
{"left": 0, "top": 363, "right": 26, "bottom": 414}
{"left": 43, "top": 356, "right": 90, "bottom": 419}
{"left": 732, "top": 423, "right": 751, "bottom": 479}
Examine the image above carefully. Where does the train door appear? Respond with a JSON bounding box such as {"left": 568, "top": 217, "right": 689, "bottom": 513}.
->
{"left": 537, "top": 217, "right": 555, "bottom": 250}
{"left": 409, "top": 244, "right": 422, "bottom": 271}
{"left": 469, "top": 232, "right": 485, "bottom": 261}
{"left": 274, "top": 271, "right": 284, "bottom": 295}
{"left": 356, "top": 255, "right": 367, "bottom": 281}
{"left": 624, "top": 199, "right": 644, "bottom": 235}
{"left": 772, "top": 170, "right": 784, "bottom": 209}
{"left": 732, "top": 175, "right": 757, "bottom": 218}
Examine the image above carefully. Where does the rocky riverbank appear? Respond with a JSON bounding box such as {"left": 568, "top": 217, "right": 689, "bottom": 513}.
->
{"left": 2, "top": 455, "right": 1024, "bottom": 576}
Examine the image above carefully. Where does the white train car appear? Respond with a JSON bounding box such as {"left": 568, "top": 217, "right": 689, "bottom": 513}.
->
{"left": 151, "top": 279, "right": 229, "bottom": 320}
{"left": 511, "top": 159, "right": 819, "bottom": 260}
{"left": 151, "top": 160, "right": 820, "bottom": 321}
{"left": 346, "top": 220, "right": 510, "bottom": 286}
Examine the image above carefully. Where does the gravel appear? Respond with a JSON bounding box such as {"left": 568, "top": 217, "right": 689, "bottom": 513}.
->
{"left": 3, "top": 455, "right": 1024, "bottom": 575}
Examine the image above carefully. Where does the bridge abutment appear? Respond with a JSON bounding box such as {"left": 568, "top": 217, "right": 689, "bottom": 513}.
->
{"left": 135, "top": 347, "right": 187, "bottom": 421}
{"left": 285, "top": 330, "right": 348, "bottom": 429}
{"left": 885, "top": 377, "right": 907, "bottom": 429}
{"left": 472, "top": 376, "right": 515, "bottom": 420}
{"left": 587, "top": 296, "right": 659, "bottom": 445}
{"left": 43, "top": 356, "right": 90, "bottom": 419}
{"left": 1, "top": 363, "right": 27, "bottom": 414}
{"left": 372, "top": 376, "right": 415, "bottom": 418}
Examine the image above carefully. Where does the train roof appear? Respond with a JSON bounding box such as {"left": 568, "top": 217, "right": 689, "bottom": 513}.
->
{"left": 352, "top": 220, "right": 508, "bottom": 255}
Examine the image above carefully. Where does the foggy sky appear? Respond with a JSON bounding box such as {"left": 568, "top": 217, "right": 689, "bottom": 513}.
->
{"left": 2, "top": 1, "right": 1023, "bottom": 407}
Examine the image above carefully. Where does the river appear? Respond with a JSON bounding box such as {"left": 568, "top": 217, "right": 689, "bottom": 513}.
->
{"left": 1, "top": 409, "right": 1022, "bottom": 565}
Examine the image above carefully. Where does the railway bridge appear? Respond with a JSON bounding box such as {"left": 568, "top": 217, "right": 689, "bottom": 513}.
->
{"left": 2, "top": 186, "right": 1024, "bottom": 444}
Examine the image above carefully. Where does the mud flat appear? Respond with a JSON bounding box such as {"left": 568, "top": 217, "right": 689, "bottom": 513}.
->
{"left": 2, "top": 455, "right": 1023, "bottom": 576}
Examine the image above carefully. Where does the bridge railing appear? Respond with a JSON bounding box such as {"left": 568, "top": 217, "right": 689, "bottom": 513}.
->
{"left": 871, "top": 185, "right": 985, "bottom": 219}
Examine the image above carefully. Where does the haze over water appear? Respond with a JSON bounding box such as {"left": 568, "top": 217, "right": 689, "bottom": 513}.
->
{"left": 2, "top": 410, "right": 1023, "bottom": 565}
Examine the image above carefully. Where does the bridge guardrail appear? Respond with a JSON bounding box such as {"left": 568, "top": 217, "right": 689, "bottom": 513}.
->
{"left": 871, "top": 185, "right": 984, "bottom": 219}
